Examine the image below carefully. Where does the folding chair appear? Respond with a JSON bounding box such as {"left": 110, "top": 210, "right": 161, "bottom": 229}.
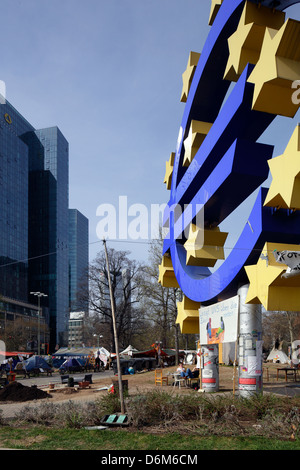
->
{"left": 154, "top": 369, "right": 168, "bottom": 386}
{"left": 173, "top": 373, "right": 186, "bottom": 389}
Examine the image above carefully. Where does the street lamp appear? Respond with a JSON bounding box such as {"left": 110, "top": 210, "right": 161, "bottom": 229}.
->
{"left": 30, "top": 292, "right": 48, "bottom": 355}
{"left": 93, "top": 334, "right": 103, "bottom": 348}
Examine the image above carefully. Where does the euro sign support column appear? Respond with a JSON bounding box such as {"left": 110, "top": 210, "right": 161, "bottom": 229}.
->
{"left": 201, "top": 344, "right": 219, "bottom": 392}
{"left": 238, "top": 284, "right": 263, "bottom": 398}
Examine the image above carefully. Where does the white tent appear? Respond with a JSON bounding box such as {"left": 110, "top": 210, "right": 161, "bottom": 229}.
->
{"left": 120, "top": 345, "right": 139, "bottom": 356}
{"left": 267, "top": 348, "right": 289, "bottom": 364}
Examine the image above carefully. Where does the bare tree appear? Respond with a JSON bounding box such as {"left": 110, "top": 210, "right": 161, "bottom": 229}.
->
{"left": 87, "top": 247, "right": 144, "bottom": 352}
{"left": 263, "top": 310, "right": 300, "bottom": 354}
{"left": 3, "top": 317, "right": 50, "bottom": 353}
{"left": 140, "top": 237, "right": 185, "bottom": 362}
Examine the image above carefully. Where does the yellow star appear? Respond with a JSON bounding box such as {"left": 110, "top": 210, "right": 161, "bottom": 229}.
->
{"left": 164, "top": 152, "right": 175, "bottom": 190}
{"left": 208, "top": 0, "right": 223, "bottom": 26}
{"left": 264, "top": 125, "right": 300, "bottom": 210}
{"left": 180, "top": 51, "right": 200, "bottom": 103}
{"left": 176, "top": 296, "right": 200, "bottom": 334}
{"left": 248, "top": 18, "right": 300, "bottom": 117}
{"left": 224, "top": 2, "right": 285, "bottom": 82}
{"left": 158, "top": 255, "right": 179, "bottom": 288}
{"left": 183, "top": 121, "right": 212, "bottom": 167}
{"left": 184, "top": 224, "right": 228, "bottom": 267}
{"left": 245, "top": 242, "right": 300, "bottom": 311}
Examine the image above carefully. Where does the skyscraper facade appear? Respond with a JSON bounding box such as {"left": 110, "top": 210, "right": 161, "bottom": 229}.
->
{"left": 69, "top": 209, "right": 89, "bottom": 313}
{"left": 27, "top": 127, "right": 70, "bottom": 349}
{"left": 0, "top": 100, "right": 88, "bottom": 351}
{"left": 0, "top": 104, "right": 34, "bottom": 301}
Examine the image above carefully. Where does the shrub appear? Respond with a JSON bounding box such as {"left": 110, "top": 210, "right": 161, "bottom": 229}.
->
{"left": 14, "top": 402, "right": 60, "bottom": 426}
{"left": 240, "top": 393, "right": 279, "bottom": 420}
{"left": 127, "top": 389, "right": 202, "bottom": 428}
{"left": 7, "top": 388, "right": 300, "bottom": 439}
{"left": 58, "top": 401, "right": 84, "bottom": 429}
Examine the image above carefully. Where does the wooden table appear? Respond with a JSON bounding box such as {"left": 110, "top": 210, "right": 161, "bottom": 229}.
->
{"left": 276, "top": 367, "right": 298, "bottom": 382}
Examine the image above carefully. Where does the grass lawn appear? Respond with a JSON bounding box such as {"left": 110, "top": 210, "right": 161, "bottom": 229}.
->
{"left": 0, "top": 426, "right": 300, "bottom": 451}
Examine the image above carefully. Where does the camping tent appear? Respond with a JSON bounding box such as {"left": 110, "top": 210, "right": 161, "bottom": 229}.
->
{"left": 59, "top": 358, "right": 82, "bottom": 372}
{"left": 267, "top": 348, "right": 289, "bottom": 364}
{"left": 120, "top": 345, "right": 139, "bottom": 356}
{"left": 23, "top": 355, "right": 52, "bottom": 371}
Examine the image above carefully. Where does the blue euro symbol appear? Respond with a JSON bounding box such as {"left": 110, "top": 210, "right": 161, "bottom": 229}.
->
{"left": 163, "top": 0, "right": 300, "bottom": 304}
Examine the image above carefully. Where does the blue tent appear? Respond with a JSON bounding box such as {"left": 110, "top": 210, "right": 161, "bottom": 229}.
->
{"left": 59, "top": 358, "right": 82, "bottom": 372}
{"left": 23, "top": 355, "right": 51, "bottom": 371}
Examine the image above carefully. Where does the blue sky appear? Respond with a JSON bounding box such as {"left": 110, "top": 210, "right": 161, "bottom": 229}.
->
{"left": 1, "top": 0, "right": 300, "bottom": 264}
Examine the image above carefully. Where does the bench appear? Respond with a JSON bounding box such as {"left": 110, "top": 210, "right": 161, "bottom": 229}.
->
{"left": 61, "top": 373, "right": 93, "bottom": 385}
{"left": 61, "top": 374, "right": 70, "bottom": 384}
{"left": 26, "top": 368, "right": 53, "bottom": 378}
{"left": 15, "top": 369, "right": 30, "bottom": 379}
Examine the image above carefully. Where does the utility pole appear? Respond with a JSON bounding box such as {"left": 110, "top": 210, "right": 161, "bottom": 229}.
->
{"left": 103, "top": 239, "right": 125, "bottom": 414}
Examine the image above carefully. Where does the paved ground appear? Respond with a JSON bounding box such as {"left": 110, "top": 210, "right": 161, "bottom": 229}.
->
{"left": 16, "top": 369, "right": 115, "bottom": 387}
{"left": 264, "top": 383, "right": 300, "bottom": 398}
{"left": 0, "top": 370, "right": 115, "bottom": 420}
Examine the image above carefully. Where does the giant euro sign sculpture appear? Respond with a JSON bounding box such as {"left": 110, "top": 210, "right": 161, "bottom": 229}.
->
{"left": 160, "top": 0, "right": 300, "bottom": 334}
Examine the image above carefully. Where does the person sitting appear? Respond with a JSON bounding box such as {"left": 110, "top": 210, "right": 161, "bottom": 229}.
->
{"left": 189, "top": 366, "right": 199, "bottom": 378}
{"left": 177, "top": 363, "right": 199, "bottom": 379}
{"left": 176, "top": 362, "right": 185, "bottom": 374}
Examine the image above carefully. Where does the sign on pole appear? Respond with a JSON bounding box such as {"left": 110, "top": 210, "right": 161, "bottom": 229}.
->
{"left": 199, "top": 295, "right": 239, "bottom": 345}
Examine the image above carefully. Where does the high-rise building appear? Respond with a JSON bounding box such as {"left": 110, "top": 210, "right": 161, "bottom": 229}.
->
{"left": 0, "top": 99, "right": 88, "bottom": 352}
{"left": 68, "top": 209, "right": 89, "bottom": 313}
{"left": 27, "top": 126, "right": 70, "bottom": 349}
{"left": 0, "top": 104, "right": 33, "bottom": 301}
{"left": 68, "top": 311, "right": 86, "bottom": 348}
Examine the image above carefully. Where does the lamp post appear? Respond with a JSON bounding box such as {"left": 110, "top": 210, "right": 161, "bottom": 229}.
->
{"left": 30, "top": 292, "right": 48, "bottom": 355}
{"left": 93, "top": 334, "right": 103, "bottom": 348}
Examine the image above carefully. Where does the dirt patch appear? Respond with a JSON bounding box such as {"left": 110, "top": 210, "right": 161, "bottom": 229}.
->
{"left": 0, "top": 382, "right": 51, "bottom": 402}
{"left": 2, "top": 363, "right": 296, "bottom": 407}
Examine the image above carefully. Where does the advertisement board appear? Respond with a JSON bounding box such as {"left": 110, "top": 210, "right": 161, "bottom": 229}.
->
{"left": 199, "top": 296, "right": 239, "bottom": 345}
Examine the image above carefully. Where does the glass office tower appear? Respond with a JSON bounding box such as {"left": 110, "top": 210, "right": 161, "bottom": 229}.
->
{"left": 28, "top": 127, "right": 70, "bottom": 349}
{"left": 68, "top": 209, "right": 89, "bottom": 313}
{"left": 0, "top": 102, "right": 34, "bottom": 301}
{"left": 0, "top": 100, "right": 87, "bottom": 351}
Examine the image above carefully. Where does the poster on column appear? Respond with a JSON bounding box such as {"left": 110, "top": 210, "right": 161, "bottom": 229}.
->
{"left": 199, "top": 296, "right": 239, "bottom": 345}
